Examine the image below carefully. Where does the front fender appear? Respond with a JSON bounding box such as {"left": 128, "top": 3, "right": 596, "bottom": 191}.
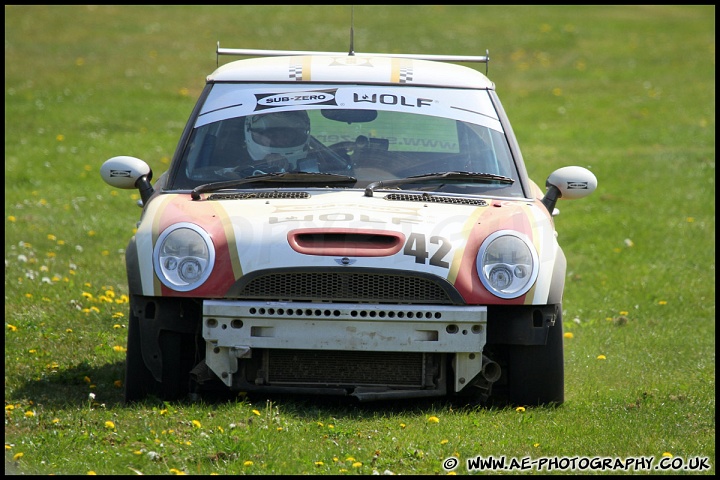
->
{"left": 547, "top": 246, "right": 566, "bottom": 305}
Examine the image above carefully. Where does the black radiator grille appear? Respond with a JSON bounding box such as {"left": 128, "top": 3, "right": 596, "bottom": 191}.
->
{"left": 267, "top": 350, "right": 425, "bottom": 387}
{"left": 237, "top": 272, "right": 454, "bottom": 304}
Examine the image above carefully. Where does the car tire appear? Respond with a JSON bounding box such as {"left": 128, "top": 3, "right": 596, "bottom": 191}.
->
{"left": 505, "top": 308, "right": 565, "bottom": 406}
{"left": 124, "top": 307, "right": 159, "bottom": 403}
{"left": 124, "top": 302, "right": 194, "bottom": 403}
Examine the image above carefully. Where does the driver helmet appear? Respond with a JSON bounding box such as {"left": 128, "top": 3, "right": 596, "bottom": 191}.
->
{"left": 245, "top": 110, "right": 310, "bottom": 163}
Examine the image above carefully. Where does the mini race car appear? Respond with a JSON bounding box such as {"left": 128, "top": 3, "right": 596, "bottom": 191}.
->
{"left": 101, "top": 44, "right": 596, "bottom": 406}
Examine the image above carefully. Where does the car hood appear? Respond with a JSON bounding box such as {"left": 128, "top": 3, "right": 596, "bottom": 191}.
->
{"left": 132, "top": 190, "right": 559, "bottom": 305}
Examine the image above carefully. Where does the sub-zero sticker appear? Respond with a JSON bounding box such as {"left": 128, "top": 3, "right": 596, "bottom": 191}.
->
{"left": 255, "top": 89, "right": 338, "bottom": 110}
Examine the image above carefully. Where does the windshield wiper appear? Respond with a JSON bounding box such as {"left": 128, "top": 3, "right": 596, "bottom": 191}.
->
{"left": 190, "top": 172, "right": 357, "bottom": 200}
{"left": 364, "top": 171, "right": 514, "bottom": 197}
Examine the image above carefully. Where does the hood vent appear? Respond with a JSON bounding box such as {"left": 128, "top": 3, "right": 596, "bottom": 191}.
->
{"left": 384, "top": 192, "right": 487, "bottom": 206}
{"left": 208, "top": 191, "right": 310, "bottom": 200}
{"left": 288, "top": 228, "right": 405, "bottom": 257}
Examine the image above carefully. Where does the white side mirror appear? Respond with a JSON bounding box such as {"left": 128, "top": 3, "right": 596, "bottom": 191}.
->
{"left": 541, "top": 166, "right": 597, "bottom": 213}
{"left": 547, "top": 166, "right": 597, "bottom": 199}
{"left": 100, "top": 156, "right": 152, "bottom": 189}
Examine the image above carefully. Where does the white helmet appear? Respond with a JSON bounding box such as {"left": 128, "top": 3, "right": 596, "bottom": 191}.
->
{"left": 245, "top": 111, "right": 310, "bottom": 163}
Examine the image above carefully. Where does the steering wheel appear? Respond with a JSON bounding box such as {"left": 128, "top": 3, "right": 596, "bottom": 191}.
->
{"left": 327, "top": 140, "right": 358, "bottom": 156}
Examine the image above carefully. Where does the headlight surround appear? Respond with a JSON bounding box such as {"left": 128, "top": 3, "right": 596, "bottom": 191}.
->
{"left": 153, "top": 222, "right": 215, "bottom": 291}
{"left": 476, "top": 230, "right": 539, "bottom": 299}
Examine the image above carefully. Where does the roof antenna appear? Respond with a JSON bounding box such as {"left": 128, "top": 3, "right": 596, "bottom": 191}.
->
{"left": 348, "top": 5, "right": 355, "bottom": 56}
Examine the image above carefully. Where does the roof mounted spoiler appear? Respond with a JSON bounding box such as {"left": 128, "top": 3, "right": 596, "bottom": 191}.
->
{"left": 216, "top": 43, "right": 490, "bottom": 73}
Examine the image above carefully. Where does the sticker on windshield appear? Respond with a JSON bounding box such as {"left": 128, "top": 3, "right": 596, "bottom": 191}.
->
{"left": 255, "top": 89, "right": 338, "bottom": 111}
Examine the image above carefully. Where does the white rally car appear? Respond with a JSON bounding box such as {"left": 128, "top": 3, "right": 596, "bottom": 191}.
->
{"left": 101, "top": 45, "right": 596, "bottom": 406}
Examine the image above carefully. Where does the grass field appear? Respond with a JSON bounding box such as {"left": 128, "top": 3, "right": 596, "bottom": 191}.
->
{"left": 5, "top": 5, "right": 715, "bottom": 475}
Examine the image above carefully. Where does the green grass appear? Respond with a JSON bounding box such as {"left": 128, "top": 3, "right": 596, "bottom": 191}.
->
{"left": 5, "top": 5, "right": 715, "bottom": 475}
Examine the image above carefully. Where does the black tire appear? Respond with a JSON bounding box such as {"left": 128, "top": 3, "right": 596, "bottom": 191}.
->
{"left": 124, "top": 300, "right": 195, "bottom": 403}
{"left": 505, "top": 309, "right": 565, "bottom": 406}
{"left": 124, "top": 307, "right": 160, "bottom": 403}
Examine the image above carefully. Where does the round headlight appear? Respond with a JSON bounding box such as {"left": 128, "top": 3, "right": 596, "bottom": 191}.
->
{"left": 153, "top": 223, "right": 215, "bottom": 291}
{"left": 476, "top": 231, "right": 539, "bottom": 299}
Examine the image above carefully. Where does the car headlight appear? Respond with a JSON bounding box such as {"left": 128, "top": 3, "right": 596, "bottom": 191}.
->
{"left": 476, "top": 230, "right": 539, "bottom": 299}
{"left": 153, "top": 222, "right": 215, "bottom": 291}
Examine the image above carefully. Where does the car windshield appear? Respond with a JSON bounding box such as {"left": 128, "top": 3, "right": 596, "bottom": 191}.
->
{"left": 168, "top": 83, "right": 524, "bottom": 196}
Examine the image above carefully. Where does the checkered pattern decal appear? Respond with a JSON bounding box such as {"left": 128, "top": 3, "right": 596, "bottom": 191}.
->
{"left": 398, "top": 67, "right": 413, "bottom": 83}
{"left": 288, "top": 64, "right": 303, "bottom": 81}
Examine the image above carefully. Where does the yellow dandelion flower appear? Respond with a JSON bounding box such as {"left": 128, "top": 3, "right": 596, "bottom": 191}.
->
{"left": 533, "top": 443, "right": 540, "bottom": 447}
{"left": 277, "top": 427, "right": 283, "bottom": 432}
{"left": 105, "top": 421, "right": 115, "bottom": 429}
{"left": 619, "top": 311, "right": 629, "bottom": 316}
{"left": 440, "top": 439, "right": 449, "bottom": 445}
{"left": 352, "top": 462, "right": 362, "bottom": 468}
{"left": 169, "top": 468, "right": 186, "bottom": 475}
{"left": 160, "top": 409, "right": 168, "bottom": 415}
{"left": 5, "top": 405, "right": 15, "bottom": 411}
{"left": 427, "top": 416, "right": 440, "bottom": 423}
{"left": 563, "top": 332, "right": 574, "bottom": 339}
{"left": 52, "top": 418, "right": 60, "bottom": 424}
{"left": 133, "top": 450, "right": 143, "bottom": 455}
{"left": 113, "top": 345, "right": 127, "bottom": 353}
{"left": 216, "top": 426, "right": 224, "bottom": 433}
{"left": 47, "top": 234, "right": 57, "bottom": 241}
{"left": 88, "top": 230, "right": 96, "bottom": 237}
{"left": 82, "top": 292, "right": 93, "bottom": 299}
{"left": 328, "top": 424, "right": 334, "bottom": 429}
{"left": 24, "top": 293, "right": 33, "bottom": 299}
{"left": 243, "top": 461, "right": 253, "bottom": 467}
{"left": 597, "top": 354, "right": 607, "bottom": 360}
{"left": 515, "top": 406, "right": 526, "bottom": 413}
{"left": 24, "top": 411, "right": 35, "bottom": 418}
{"left": 662, "top": 452, "right": 672, "bottom": 458}
{"left": 400, "top": 423, "right": 406, "bottom": 428}
{"left": 56, "top": 134, "right": 65, "bottom": 142}
{"left": 346, "top": 457, "right": 356, "bottom": 462}
{"left": 658, "top": 300, "right": 667, "bottom": 305}
{"left": 5, "top": 445, "right": 11, "bottom": 450}
{"left": 66, "top": 329, "right": 73, "bottom": 333}
{"left": 686, "top": 217, "right": 695, "bottom": 223}
{"left": 112, "top": 312, "right": 124, "bottom": 318}
{"left": 13, "top": 452, "right": 24, "bottom": 461}
{"left": 314, "top": 461, "right": 324, "bottom": 466}
{"left": 58, "top": 240, "right": 65, "bottom": 245}
{"left": 191, "top": 420, "right": 202, "bottom": 428}
{"left": 7, "top": 324, "right": 18, "bottom": 332}
{"left": 113, "top": 324, "right": 122, "bottom": 329}
{"left": 8, "top": 216, "right": 16, "bottom": 222}
{"left": 252, "top": 409, "right": 261, "bottom": 416}
{"left": 317, "top": 421, "right": 324, "bottom": 427}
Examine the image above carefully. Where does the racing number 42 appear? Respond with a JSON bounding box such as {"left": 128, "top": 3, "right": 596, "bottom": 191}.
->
{"left": 404, "top": 233, "right": 451, "bottom": 268}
